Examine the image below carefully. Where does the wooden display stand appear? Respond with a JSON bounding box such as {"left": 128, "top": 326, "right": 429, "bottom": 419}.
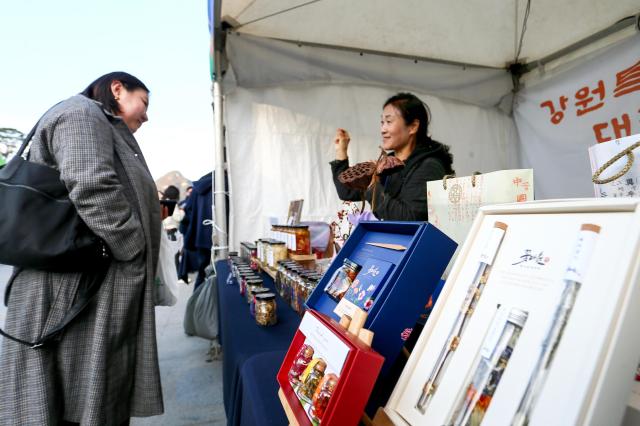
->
{"left": 372, "top": 408, "right": 395, "bottom": 426}
{"left": 254, "top": 255, "right": 317, "bottom": 281}
{"left": 278, "top": 388, "right": 301, "bottom": 426}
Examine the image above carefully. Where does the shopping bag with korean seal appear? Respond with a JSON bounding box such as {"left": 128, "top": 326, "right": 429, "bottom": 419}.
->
{"left": 426, "top": 169, "right": 534, "bottom": 276}
{"left": 589, "top": 133, "right": 640, "bottom": 198}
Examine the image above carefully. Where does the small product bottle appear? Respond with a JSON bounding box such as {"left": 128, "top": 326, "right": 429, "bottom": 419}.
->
{"left": 297, "top": 359, "right": 327, "bottom": 403}
{"left": 309, "top": 373, "right": 338, "bottom": 422}
{"left": 288, "top": 344, "right": 315, "bottom": 387}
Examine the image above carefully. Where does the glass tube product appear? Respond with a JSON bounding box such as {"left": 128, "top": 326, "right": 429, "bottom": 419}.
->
{"left": 416, "top": 222, "right": 508, "bottom": 413}
{"left": 512, "top": 224, "right": 601, "bottom": 426}
{"left": 448, "top": 307, "right": 528, "bottom": 426}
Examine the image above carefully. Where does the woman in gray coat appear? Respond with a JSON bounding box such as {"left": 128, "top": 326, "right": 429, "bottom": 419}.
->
{"left": 0, "top": 72, "right": 163, "bottom": 425}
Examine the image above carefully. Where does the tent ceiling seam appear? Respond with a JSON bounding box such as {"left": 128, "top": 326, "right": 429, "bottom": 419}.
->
{"left": 228, "top": 31, "right": 506, "bottom": 71}
{"left": 514, "top": 0, "right": 532, "bottom": 64}
{"left": 520, "top": 13, "right": 639, "bottom": 74}
{"left": 235, "top": 0, "right": 324, "bottom": 29}
{"left": 235, "top": 0, "right": 258, "bottom": 20}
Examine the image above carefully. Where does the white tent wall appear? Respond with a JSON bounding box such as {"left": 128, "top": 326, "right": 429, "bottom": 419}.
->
{"left": 225, "top": 33, "right": 514, "bottom": 108}
{"left": 514, "top": 33, "right": 640, "bottom": 198}
{"left": 224, "top": 83, "right": 519, "bottom": 250}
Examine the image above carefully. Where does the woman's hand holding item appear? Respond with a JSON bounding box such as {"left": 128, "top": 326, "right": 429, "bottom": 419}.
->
{"left": 334, "top": 128, "right": 350, "bottom": 160}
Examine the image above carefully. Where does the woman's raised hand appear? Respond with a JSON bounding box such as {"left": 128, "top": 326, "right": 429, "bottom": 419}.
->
{"left": 334, "top": 128, "right": 350, "bottom": 160}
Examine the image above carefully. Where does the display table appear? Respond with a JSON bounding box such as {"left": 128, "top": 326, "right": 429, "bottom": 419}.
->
{"left": 215, "top": 260, "right": 301, "bottom": 425}
{"left": 238, "top": 350, "right": 289, "bottom": 426}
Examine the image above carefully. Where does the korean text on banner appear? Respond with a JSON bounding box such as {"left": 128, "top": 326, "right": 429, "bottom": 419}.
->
{"left": 514, "top": 34, "right": 640, "bottom": 199}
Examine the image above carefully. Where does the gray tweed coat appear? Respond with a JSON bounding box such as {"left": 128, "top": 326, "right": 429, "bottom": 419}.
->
{"left": 0, "top": 95, "right": 163, "bottom": 425}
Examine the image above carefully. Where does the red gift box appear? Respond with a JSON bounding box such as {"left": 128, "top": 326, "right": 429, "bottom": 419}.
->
{"left": 277, "top": 309, "right": 384, "bottom": 425}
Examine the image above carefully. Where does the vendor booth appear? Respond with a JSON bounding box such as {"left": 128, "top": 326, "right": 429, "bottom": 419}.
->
{"left": 205, "top": 1, "right": 640, "bottom": 425}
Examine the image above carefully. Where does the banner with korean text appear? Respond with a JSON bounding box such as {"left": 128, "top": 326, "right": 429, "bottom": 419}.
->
{"left": 514, "top": 34, "right": 640, "bottom": 199}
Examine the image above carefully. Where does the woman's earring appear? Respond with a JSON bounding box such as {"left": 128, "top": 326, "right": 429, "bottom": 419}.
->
{"left": 115, "top": 96, "right": 120, "bottom": 101}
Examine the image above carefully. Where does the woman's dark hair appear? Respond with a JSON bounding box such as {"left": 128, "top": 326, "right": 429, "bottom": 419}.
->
{"left": 162, "top": 185, "right": 180, "bottom": 201}
{"left": 81, "top": 72, "right": 149, "bottom": 115}
{"left": 384, "top": 92, "right": 455, "bottom": 174}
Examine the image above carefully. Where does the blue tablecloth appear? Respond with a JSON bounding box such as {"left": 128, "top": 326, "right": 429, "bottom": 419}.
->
{"left": 215, "top": 260, "right": 301, "bottom": 426}
{"left": 238, "top": 350, "right": 289, "bottom": 426}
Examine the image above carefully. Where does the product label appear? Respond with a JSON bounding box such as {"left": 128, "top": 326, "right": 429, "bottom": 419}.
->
{"left": 299, "top": 312, "right": 351, "bottom": 375}
{"left": 480, "top": 306, "right": 509, "bottom": 359}
{"left": 334, "top": 297, "right": 359, "bottom": 318}
{"left": 479, "top": 227, "right": 507, "bottom": 266}
{"left": 564, "top": 226, "right": 600, "bottom": 283}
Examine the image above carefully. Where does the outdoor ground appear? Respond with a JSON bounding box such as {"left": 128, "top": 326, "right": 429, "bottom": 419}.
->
{"left": 0, "top": 264, "right": 225, "bottom": 426}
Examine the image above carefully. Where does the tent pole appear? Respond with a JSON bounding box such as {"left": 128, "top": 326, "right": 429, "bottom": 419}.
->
{"left": 212, "top": 61, "right": 227, "bottom": 261}
{"left": 212, "top": 1, "right": 228, "bottom": 261}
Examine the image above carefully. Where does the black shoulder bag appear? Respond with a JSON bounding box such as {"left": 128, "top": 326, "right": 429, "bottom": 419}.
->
{"left": 0, "top": 116, "right": 112, "bottom": 348}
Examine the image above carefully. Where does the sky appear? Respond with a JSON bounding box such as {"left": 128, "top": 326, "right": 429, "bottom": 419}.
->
{"left": 1, "top": 0, "right": 214, "bottom": 182}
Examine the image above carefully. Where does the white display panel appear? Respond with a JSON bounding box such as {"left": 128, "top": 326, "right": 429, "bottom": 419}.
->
{"left": 386, "top": 199, "right": 640, "bottom": 426}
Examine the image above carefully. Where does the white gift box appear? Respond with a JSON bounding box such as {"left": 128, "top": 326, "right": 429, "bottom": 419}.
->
{"left": 384, "top": 198, "right": 640, "bottom": 426}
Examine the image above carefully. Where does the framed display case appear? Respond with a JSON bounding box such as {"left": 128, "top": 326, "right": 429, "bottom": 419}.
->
{"left": 384, "top": 199, "right": 640, "bottom": 426}
{"left": 306, "top": 221, "right": 456, "bottom": 373}
{"left": 277, "top": 309, "right": 384, "bottom": 426}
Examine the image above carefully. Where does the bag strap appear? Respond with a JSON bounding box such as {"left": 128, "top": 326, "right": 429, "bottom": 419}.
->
{"left": 0, "top": 255, "right": 111, "bottom": 349}
{"left": 442, "top": 171, "right": 482, "bottom": 190}
{"left": 15, "top": 102, "right": 63, "bottom": 159}
{"left": 592, "top": 139, "right": 640, "bottom": 185}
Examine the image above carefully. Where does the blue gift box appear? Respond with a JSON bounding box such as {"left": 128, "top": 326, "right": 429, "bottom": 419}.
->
{"left": 306, "top": 221, "right": 456, "bottom": 373}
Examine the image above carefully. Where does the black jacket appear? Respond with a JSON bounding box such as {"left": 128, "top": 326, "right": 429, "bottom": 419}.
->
{"left": 330, "top": 142, "right": 451, "bottom": 221}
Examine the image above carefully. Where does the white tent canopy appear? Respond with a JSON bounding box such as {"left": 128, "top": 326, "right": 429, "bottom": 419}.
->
{"left": 210, "top": 0, "right": 640, "bottom": 252}
{"left": 221, "top": 0, "right": 638, "bottom": 69}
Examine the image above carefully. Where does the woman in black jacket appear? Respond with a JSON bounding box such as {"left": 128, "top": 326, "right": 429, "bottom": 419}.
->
{"left": 330, "top": 92, "right": 454, "bottom": 221}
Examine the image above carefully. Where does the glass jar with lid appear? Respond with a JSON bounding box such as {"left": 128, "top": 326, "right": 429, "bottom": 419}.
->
{"left": 255, "top": 239, "right": 265, "bottom": 264}
{"left": 325, "top": 258, "right": 362, "bottom": 301}
{"left": 282, "top": 264, "right": 302, "bottom": 304}
{"left": 292, "top": 226, "right": 311, "bottom": 255}
{"left": 269, "top": 241, "right": 287, "bottom": 270}
{"left": 255, "top": 293, "right": 278, "bottom": 326}
{"left": 291, "top": 272, "right": 307, "bottom": 313}
{"left": 239, "top": 271, "right": 259, "bottom": 295}
{"left": 235, "top": 266, "right": 253, "bottom": 286}
{"left": 301, "top": 275, "right": 318, "bottom": 311}
{"left": 275, "top": 260, "right": 287, "bottom": 294}
{"left": 250, "top": 287, "right": 271, "bottom": 317}
{"left": 245, "top": 278, "right": 264, "bottom": 304}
